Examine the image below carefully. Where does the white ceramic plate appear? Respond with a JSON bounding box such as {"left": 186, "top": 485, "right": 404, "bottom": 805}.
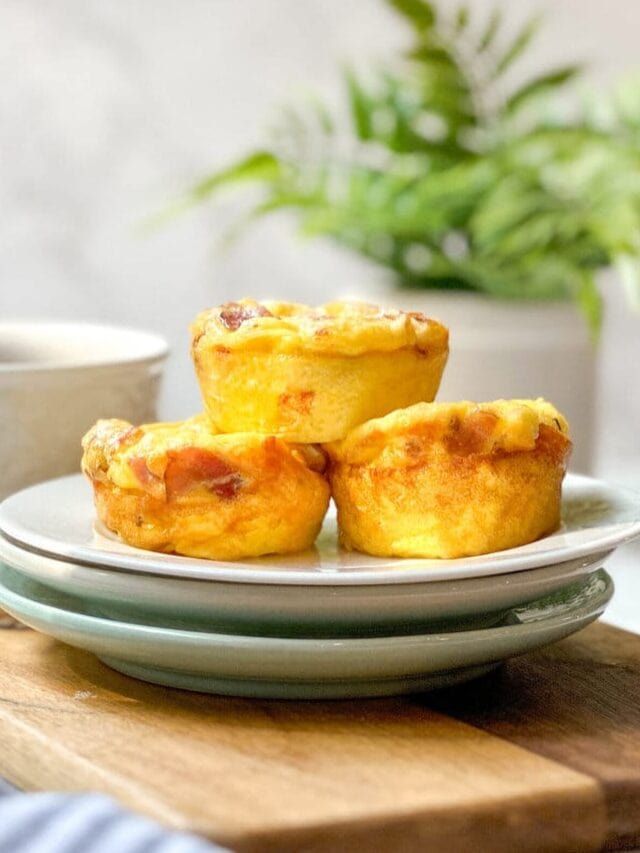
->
{"left": 0, "top": 473, "right": 638, "bottom": 586}
{"left": 0, "top": 564, "right": 613, "bottom": 699}
{"left": 0, "top": 533, "right": 612, "bottom": 636}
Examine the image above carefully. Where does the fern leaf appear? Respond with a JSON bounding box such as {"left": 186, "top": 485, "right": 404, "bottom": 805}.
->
{"left": 388, "top": 0, "right": 436, "bottom": 31}
{"left": 493, "top": 15, "right": 541, "bottom": 77}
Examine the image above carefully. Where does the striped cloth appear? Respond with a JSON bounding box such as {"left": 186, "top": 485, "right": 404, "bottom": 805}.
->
{"left": 0, "top": 617, "right": 228, "bottom": 853}
{"left": 0, "top": 785, "right": 227, "bottom": 853}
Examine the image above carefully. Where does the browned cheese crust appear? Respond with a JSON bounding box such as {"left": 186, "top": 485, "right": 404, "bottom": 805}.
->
{"left": 82, "top": 416, "right": 330, "bottom": 560}
{"left": 325, "top": 400, "right": 572, "bottom": 559}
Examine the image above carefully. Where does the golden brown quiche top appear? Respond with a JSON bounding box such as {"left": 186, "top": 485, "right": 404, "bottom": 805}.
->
{"left": 190, "top": 299, "right": 449, "bottom": 357}
{"left": 326, "top": 399, "right": 571, "bottom": 467}
{"left": 82, "top": 415, "right": 327, "bottom": 502}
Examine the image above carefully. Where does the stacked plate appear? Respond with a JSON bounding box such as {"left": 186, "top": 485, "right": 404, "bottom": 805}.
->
{"left": 0, "top": 472, "right": 638, "bottom": 699}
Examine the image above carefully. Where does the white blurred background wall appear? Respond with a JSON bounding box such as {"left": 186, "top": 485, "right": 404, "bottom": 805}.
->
{"left": 1, "top": 0, "right": 639, "bottom": 485}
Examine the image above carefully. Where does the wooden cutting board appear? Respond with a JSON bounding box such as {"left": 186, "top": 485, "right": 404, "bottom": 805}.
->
{"left": 0, "top": 622, "right": 639, "bottom": 853}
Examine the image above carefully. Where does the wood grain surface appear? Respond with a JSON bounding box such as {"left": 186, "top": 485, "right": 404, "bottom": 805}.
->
{"left": 0, "top": 623, "right": 638, "bottom": 852}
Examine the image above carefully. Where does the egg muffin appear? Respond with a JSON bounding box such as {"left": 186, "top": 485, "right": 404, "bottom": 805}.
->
{"left": 82, "top": 415, "right": 329, "bottom": 560}
{"left": 326, "top": 399, "right": 571, "bottom": 559}
{"left": 190, "top": 299, "right": 449, "bottom": 443}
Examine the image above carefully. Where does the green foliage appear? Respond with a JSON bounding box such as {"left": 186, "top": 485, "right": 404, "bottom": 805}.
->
{"left": 179, "top": 1, "right": 640, "bottom": 333}
{"left": 493, "top": 15, "right": 541, "bottom": 77}
{"left": 389, "top": 0, "right": 436, "bottom": 32}
{"left": 504, "top": 66, "right": 581, "bottom": 113}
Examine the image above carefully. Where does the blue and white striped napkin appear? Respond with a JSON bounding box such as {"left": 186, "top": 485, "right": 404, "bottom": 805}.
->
{"left": 0, "top": 786, "right": 227, "bottom": 853}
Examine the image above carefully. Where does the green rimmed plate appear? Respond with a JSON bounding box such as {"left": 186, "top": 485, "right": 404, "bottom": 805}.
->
{"left": 0, "top": 564, "right": 613, "bottom": 699}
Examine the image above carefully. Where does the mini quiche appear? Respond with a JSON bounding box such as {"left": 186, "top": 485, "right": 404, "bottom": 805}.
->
{"left": 81, "top": 415, "right": 329, "bottom": 560}
{"left": 325, "top": 399, "right": 571, "bottom": 559}
{"left": 190, "top": 299, "right": 449, "bottom": 443}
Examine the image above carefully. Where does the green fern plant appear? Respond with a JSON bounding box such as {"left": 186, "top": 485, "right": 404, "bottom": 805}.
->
{"left": 175, "top": 0, "right": 640, "bottom": 334}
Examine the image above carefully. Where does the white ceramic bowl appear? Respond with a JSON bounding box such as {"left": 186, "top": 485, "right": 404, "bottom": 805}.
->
{"left": 0, "top": 322, "right": 168, "bottom": 500}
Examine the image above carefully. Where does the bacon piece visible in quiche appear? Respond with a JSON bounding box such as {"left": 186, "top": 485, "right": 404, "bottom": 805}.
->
{"left": 445, "top": 410, "right": 499, "bottom": 455}
{"left": 164, "top": 447, "right": 244, "bottom": 500}
{"left": 218, "top": 302, "right": 272, "bottom": 331}
{"left": 278, "top": 389, "right": 315, "bottom": 415}
{"left": 407, "top": 311, "right": 431, "bottom": 324}
{"left": 128, "top": 456, "right": 165, "bottom": 499}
